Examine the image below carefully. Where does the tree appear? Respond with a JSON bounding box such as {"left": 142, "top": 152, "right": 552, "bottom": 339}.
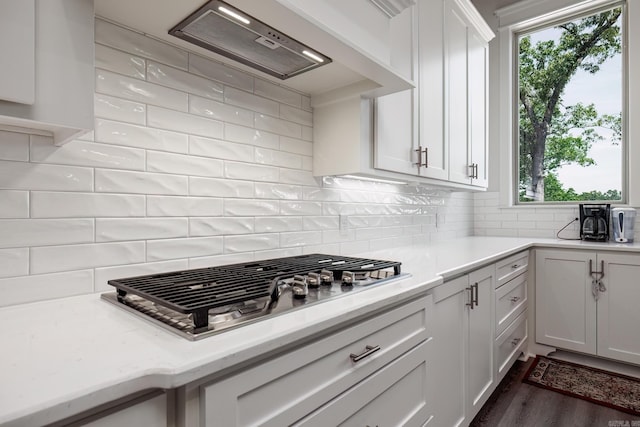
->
{"left": 518, "top": 8, "right": 622, "bottom": 201}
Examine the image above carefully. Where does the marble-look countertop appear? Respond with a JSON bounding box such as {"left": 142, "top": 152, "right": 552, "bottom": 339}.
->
{"left": 3, "top": 236, "right": 640, "bottom": 426}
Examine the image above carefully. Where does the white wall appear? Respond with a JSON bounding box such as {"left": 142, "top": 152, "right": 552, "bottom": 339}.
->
{"left": 0, "top": 19, "right": 473, "bottom": 307}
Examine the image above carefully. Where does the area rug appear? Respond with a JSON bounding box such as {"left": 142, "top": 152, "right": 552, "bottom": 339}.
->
{"left": 524, "top": 356, "right": 640, "bottom": 416}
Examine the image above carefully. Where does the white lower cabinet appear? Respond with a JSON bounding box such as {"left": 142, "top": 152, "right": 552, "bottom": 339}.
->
{"left": 536, "top": 249, "right": 640, "bottom": 365}
{"left": 185, "top": 295, "right": 433, "bottom": 427}
{"left": 431, "top": 264, "right": 495, "bottom": 427}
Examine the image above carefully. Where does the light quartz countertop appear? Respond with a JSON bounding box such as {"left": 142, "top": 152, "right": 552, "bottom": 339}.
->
{"left": 3, "top": 236, "right": 640, "bottom": 426}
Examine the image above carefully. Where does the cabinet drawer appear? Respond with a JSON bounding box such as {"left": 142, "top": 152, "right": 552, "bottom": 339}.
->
{"left": 294, "top": 340, "right": 432, "bottom": 427}
{"left": 495, "top": 273, "right": 527, "bottom": 335}
{"left": 496, "top": 251, "right": 529, "bottom": 288}
{"left": 495, "top": 312, "right": 528, "bottom": 380}
{"left": 201, "top": 295, "right": 432, "bottom": 427}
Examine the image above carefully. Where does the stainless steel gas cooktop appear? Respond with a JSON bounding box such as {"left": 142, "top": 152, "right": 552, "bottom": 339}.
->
{"left": 101, "top": 253, "right": 408, "bottom": 340}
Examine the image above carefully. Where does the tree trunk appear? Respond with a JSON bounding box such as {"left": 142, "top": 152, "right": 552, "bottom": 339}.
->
{"left": 529, "top": 127, "right": 547, "bottom": 201}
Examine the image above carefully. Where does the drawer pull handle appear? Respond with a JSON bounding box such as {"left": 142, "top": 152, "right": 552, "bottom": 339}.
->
{"left": 511, "top": 264, "right": 520, "bottom": 269}
{"left": 511, "top": 337, "right": 522, "bottom": 346}
{"left": 350, "top": 345, "right": 381, "bottom": 363}
{"left": 510, "top": 296, "right": 520, "bottom": 303}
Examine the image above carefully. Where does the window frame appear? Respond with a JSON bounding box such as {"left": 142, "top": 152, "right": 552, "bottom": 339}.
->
{"left": 495, "top": 0, "right": 635, "bottom": 207}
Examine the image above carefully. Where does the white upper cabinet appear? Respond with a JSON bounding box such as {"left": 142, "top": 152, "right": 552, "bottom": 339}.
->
{"left": 0, "top": 0, "right": 94, "bottom": 145}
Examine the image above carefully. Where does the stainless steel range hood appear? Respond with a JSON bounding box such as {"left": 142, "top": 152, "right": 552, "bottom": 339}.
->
{"left": 169, "top": 0, "right": 331, "bottom": 80}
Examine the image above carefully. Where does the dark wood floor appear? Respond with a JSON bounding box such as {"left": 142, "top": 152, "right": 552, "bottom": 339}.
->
{"left": 470, "top": 358, "right": 640, "bottom": 427}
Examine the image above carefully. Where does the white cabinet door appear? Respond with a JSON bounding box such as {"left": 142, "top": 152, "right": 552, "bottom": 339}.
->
{"left": 597, "top": 253, "right": 640, "bottom": 365}
{"left": 535, "top": 249, "right": 597, "bottom": 354}
{"left": 468, "top": 27, "right": 489, "bottom": 187}
{"left": 0, "top": 0, "right": 35, "bottom": 104}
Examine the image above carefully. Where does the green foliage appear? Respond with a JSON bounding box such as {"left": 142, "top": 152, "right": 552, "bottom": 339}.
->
{"left": 520, "top": 173, "right": 621, "bottom": 202}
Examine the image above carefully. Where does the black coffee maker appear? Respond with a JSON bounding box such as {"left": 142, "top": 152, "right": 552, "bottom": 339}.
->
{"left": 579, "top": 204, "right": 611, "bottom": 241}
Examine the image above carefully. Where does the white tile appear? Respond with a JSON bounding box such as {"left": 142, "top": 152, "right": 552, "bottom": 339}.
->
{"left": 31, "top": 242, "right": 146, "bottom": 274}
{"left": 94, "top": 259, "right": 189, "bottom": 292}
{"left": 147, "top": 151, "right": 223, "bottom": 178}
{"left": 94, "top": 93, "right": 146, "bottom": 125}
{"left": 147, "top": 196, "right": 223, "bottom": 217}
{"left": 189, "top": 54, "right": 254, "bottom": 91}
{"left": 0, "top": 270, "right": 93, "bottom": 307}
{"left": 279, "top": 169, "right": 319, "bottom": 186}
{"left": 254, "top": 248, "right": 302, "bottom": 259}
{"left": 94, "top": 43, "right": 146, "bottom": 80}
{"left": 301, "top": 95, "right": 312, "bottom": 112}
{"left": 147, "top": 236, "right": 223, "bottom": 261}
{"left": 95, "top": 119, "right": 189, "bottom": 153}
{"left": 301, "top": 126, "right": 313, "bottom": 141}
{"left": 0, "top": 219, "right": 94, "bottom": 249}
{"left": 189, "top": 136, "right": 254, "bottom": 162}
{"left": 280, "top": 104, "right": 313, "bottom": 126}
{"left": 0, "top": 131, "right": 29, "bottom": 161}
{"left": 280, "top": 231, "right": 322, "bottom": 248}
{"left": 322, "top": 229, "right": 356, "bottom": 243}
{"left": 188, "top": 252, "right": 254, "bottom": 269}
{"left": 254, "top": 217, "right": 302, "bottom": 233}
{"left": 95, "top": 19, "right": 188, "bottom": 69}
{"left": 340, "top": 240, "right": 370, "bottom": 255}
{"left": 224, "top": 87, "right": 279, "bottom": 116}
{"left": 280, "top": 201, "right": 322, "bottom": 215}
{"left": 147, "top": 105, "right": 224, "bottom": 139}
{"left": 96, "top": 69, "right": 188, "bottom": 111}
{"left": 96, "top": 218, "right": 188, "bottom": 242}
{"left": 189, "top": 217, "right": 254, "bottom": 236}
{"left": 224, "top": 162, "right": 279, "bottom": 182}
{"left": 31, "top": 192, "right": 145, "bottom": 218}
{"left": 0, "top": 160, "right": 93, "bottom": 191}
{"left": 0, "top": 190, "right": 28, "bottom": 218}
{"left": 255, "top": 114, "right": 302, "bottom": 138}
{"left": 280, "top": 136, "right": 312, "bottom": 156}
{"left": 148, "top": 62, "right": 223, "bottom": 101}
{"left": 302, "top": 243, "right": 340, "bottom": 254}
{"left": 189, "top": 96, "right": 253, "bottom": 127}
{"left": 224, "top": 234, "right": 279, "bottom": 253}
{"left": 225, "top": 124, "right": 279, "bottom": 149}
{"left": 30, "top": 137, "right": 145, "bottom": 171}
{"left": 95, "top": 169, "right": 188, "bottom": 195}
{"left": 254, "top": 147, "right": 302, "bottom": 169}
{"left": 254, "top": 79, "right": 302, "bottom": 107}
{"left": 302, "top": 156, "right": 312, "bottom": 171}
{"left": 303, "top": 188, "right": 341, "bottom": 201}
{"left": 189, "top": 177, "right": 254, "bottom": 198}
{"left": 303, "top": 216, "right": 339, "bottom": 230}
{"left": 0, "top": 248, "right": 28, "bottom": 278}
{"left": 224, "top": 200, "right": 279, "bottom": 216}
{"left": 254, "top": 183, "right": 302, "bottom": 200}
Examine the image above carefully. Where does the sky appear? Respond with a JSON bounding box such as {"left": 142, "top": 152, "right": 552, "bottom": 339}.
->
{"left": 522, "top": 17, "right": 623, "bottom": 194}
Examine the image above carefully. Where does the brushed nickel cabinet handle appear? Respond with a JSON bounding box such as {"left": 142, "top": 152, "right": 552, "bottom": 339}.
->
{"left": 350, "top": 345, "right": 381, "bottom": 362}
{"left": 414, "top": 146, "right": 424, "bottom": 168}
{"left": 466, "top": 286, "right": 474, "bottom": 309}
{"left": 510, "top": 296, "right": 520, "bottom": 303}
{"left": 423, "top": 147, "right": 428, "bottom": 168}
{"left": 473, "top": 282, "right": 479, "bottom": 307}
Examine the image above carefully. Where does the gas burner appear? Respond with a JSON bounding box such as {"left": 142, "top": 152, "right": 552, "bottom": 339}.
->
{"left": 101, "top": 254, "right": 407, "bottom": 340}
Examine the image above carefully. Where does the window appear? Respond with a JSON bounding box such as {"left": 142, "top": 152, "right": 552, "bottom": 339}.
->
{"left": 516, "top": 5, "right": 624, "bottom": 203}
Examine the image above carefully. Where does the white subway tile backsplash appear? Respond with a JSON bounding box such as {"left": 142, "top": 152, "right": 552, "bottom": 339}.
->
{"left": 254, "top": 217, "right": 302, "bottom": 233}
{"left": 279, "top": 169, "right": 318, "bottom": 186}
{"left": 224, "top": 86, "right": 279, "bottom": 116}
{"left": 31, "top": 192, "right": 145, "bottom": 218}
{"left": 279, "top": 104, "right": 313, "bottom": 127}
{"left": 95, "top": 43, "right": 146, "bottom": 80}
{"left": 95, "top": 119, "right": 189, "bottom": 153}
{"left": 189, "top": 136, "right": 254, "bottom": 162}
{"left": 225, "top": 124, "right": 279, "bottom": 149}
{"left": 0, "top": 160, "right": 93, "bottom": 192}
{"left": 303, "top": 188, "right": 341, "bottom": 202}
{"left": 225, "top": 200, "right": 279, "bottom": 216}
{"left": 254, "top": 147, "right": 302, "bottom": 169}
{"left": 96, "top": 218, "right": 188, "bottom": 242}
{"left": 147, "top": 151, "right": 223, "bottom": 178}
{"left": 0, "top": 190, "right": 28, "bottom": 218}
{"left": 94, "top": 259, "right": 189, "bottom": 292}
{"left": 148, "top": 105, "right": 224, "bottom": 139}
{"left": 0, "top": 270, "right": 93, "bottom": 307}
{"left": 189, "top": 95, "right": 253, "bottom": 127}
{"left": 302, "top": 156, "right": 312, "bottom": 171}
{"left": 255, "top": 114, "right": 302, "bottom": 139}
{"left": 254, "top": 183, "right": 302, "bottom": 200}
{"left": 96, "top": 69, "right": 188, "bottom": 111}
{"left": 147, "top": 236, "right": 223, "bottom": 261}
{"left": 225, "top": 162, "right": 279, "bottom": 182}
{"left": 148, "top": 62, "right": 223, "bottom": 101}
{"left": 189, "top": 177, "right": 254, "bottom": 198}
{"left": 280, "top": 136, "right": 313, "bottom": 156}
{"left": 254, "top": 79, "right": 301, "bottom": 107}
{"left": 96, "top": 169, "right": 188, "bottom": 195}
{"left": 190, "top": 217, "right": 254, "bottom": 236}
{"left": 281, "top": 201, "right": 322, "bottom": 216}
{"left": 0, "top": 219, "right": 94, "bottom": 249}
{"left": 0, "top": 248, "right": 29, "bottom": 278}
{"left": 94, "top": 93, "right": 146, "bottom": 125}
{"left": 30, "top": 137, "right": 145, "bottom": 171}
{"left": 189, "top": 54, "right": 254, "bottom": 91}
{"left": 301, "top": 126, "right": 313, "bottom": 142}
{"left": 302, "top": 216, "right": 339, "bottom": 230}
{"left": 147, "top": 196, "right": 222, "bottom": 217}
{"left": 280, "top": 231, "right": 322, "bottom": 248}
{"left": 188, "top": 252, "right": 254, "bottom": 269}
{"left": 95, "top": 19, "right": 188, "bottom": 70}
{"left": 224, "top": 233, "right": 279, "bottom": 253}
{"left": 31, "top": 242, "right": 146, "bottom": 274}
{"left": 0, "top": 131, "right": 29, "bottom": 161}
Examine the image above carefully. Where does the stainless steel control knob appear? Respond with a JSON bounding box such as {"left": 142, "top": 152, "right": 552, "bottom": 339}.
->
{"left": 291, "top": 275, "right": 308, "bottom": 298}
{"left": 342, "top": 271, "right": 355, "bottom": 286}
{"left": 307, "top": 272, "right": 320, "bottom": 288}
{"left": 320, "top": 269, "right": 334, "bottom": 286}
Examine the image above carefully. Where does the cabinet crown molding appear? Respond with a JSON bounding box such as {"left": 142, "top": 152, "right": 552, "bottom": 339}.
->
{"left": 369, "top": 0, "right": 416, "bottom": 17}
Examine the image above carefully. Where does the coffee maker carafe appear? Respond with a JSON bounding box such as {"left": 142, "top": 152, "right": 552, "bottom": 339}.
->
{"left": 579, "top": 204, "right": 610, "bottom": 241}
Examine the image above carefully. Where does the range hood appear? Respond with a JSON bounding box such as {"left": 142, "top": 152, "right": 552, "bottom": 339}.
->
{"left": 169, "top": 0, "right": 332, "bottom": 80}
{"left": 95, "top": 0, "right": 414, "bottom": 105}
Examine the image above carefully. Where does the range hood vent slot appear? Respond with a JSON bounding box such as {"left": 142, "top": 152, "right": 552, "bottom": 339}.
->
{"left": 169, "top": 0, "right": 332, "bottom": 80}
